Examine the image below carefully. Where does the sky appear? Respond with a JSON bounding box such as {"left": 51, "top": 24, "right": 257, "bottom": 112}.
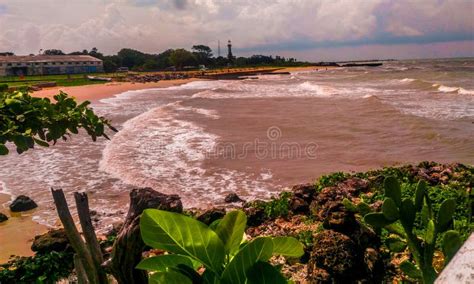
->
{"left": 0, "top": 0, "right": 473, "bottom": 61}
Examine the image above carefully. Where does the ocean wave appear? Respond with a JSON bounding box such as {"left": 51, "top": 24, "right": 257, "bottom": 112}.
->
{"left": 400, "top": 78, "right": 416, "bottom": 83}
{"left": 292, "top": 82, "right": 336, "bottom": 97}
{"left": 433, "top": 84, "right": 474, "bottom": 95}
{"left": 99, "top": 102, "right": 274, "bottom": 207}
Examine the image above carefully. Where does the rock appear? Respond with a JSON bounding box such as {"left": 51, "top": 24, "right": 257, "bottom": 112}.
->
{"left": 308, "top": 230, "right": 358, "bottom": 282}
{"left": 322, "top": 204, "right": 358, "bottom": 235}
{"left": 307, "top": 267, "right": 332, "bottom": 284}
{"left": 9, "top": 195, "right": 38, "bottom": 212}
{"left": 0, "top": 213, "right": 8, "bottom": 223}
{"left": 31, "top": 229, "right": 69, "bottom": 253}
{"left": 291, "top": 183, "right": 316, "bottom": 201}
{"left": 289, "top": 183, "right": 316, "bottom": 214}
{"left": 289, "top": 197, "right": 309, "bottom": 214}
{"left": 243, "top": 201, "right": 267, "bottom": 226}
{"left": 224, "top": 192, "right": 244, "bottom": 203}
{"left": 197, "top": 208, "right": 226, "bottom": 225}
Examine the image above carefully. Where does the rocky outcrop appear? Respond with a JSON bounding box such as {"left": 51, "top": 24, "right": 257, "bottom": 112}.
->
{"left": 9, "top": 195, "right": 38, "bottom": 212}
{"left": 0, "top": 213, "right": 8, "bottom": 223}
{"left": 197, "top": 208, "right": 226, "bottom": 225}
{"left": 31, "top": 229, "right": 70, "bottom": 253}
{"left": 289, "top": 183, "right": 315, "bottom": 214}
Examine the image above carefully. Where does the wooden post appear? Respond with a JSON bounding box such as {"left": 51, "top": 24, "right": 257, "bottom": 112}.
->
{"left": 74, "top": 254, "right": 88, "bottom": 284}
{"left": 51, "top": 188, "right": 99, "bottom": 284}
{"left": 74, "top": 192, "right": 108, "bottom": 284}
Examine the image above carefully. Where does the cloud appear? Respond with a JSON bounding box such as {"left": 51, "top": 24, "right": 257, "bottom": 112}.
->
{"left": 0, "top": 0, "right": 472, "bottom": 60}
{"left": 0, "top": 4, "right": 7, "bottom": 15}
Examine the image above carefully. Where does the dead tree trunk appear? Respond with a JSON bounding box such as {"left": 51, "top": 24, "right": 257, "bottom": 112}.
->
{"left": 51, "top": 188, "right": 99, "bottom": 284}
{"left": 109, "top": 188, "right": 183, "bottom": 284}
{"left": 74, "top": 192, "right": 108, "bottom": 283}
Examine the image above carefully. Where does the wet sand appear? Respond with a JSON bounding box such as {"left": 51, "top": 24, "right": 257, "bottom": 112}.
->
{"left": 0, "top": 194, "right": 47, "bottom": 263}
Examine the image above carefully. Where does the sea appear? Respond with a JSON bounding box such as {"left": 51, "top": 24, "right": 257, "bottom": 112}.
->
{"left": 1, "top": 57, "right": 473, "bottom": 231}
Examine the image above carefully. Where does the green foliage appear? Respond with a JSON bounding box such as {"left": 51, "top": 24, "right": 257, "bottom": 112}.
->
{"left": 0, "top": 250, "right": 74, "bottom": 283}
{"left": 139, "top": 209, "right": 304, "bottom": 283}
{"left": 0, "top": 90, "right": 116, "bottom": 155}
{"left": 363, "top": 178, "right": 463, "bottom": 283}
{"left": 314, "top": 172, "right": 348, "bottom": 191}
{"left": 0, "top": 84, "right": 8, "bottom": 92}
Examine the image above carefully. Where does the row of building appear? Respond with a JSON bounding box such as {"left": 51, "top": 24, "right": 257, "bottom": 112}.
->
{"left": 0, "top": 55, "right": 103, "bottom": 76}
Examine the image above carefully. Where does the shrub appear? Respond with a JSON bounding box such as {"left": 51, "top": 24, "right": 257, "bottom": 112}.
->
{"left": 0, "top": 90, "right": 116, "bottom": 155}
{"left": 138, "top": 209, "right": 304, "bottom": 283}
{"left": 363, "top": 177, "right": 463, "bottom": 283}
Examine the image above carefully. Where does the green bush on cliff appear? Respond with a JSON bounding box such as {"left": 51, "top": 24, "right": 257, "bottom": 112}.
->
{"left": 138, "top": 209, "right": 304, "bottom": 283}
{"left": 0, "top": 90, "right": 117, "bottom": 155}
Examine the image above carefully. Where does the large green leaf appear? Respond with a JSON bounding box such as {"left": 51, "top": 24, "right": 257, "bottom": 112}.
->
{"left": 399, "top": 260, "right": 422, "bottom": 280}
{"left": 442, "top": 230, "right": 462, "bottom": 265}
{"left": 215, "top": 210, "right": 247, "bottom": 255}
{"left": 140, "top": 209, "right": 225, "bottom": 273}
{"left": 437, "top": 199, "right": 456, "bottom": 232}
{"left": 414, "top": 180, "right": 426, "bottom": 210}
{"left": 271, "top": 237, "right": 304, "bottom": 258}
{"left": 149, "top": 270, "right": 193, "bottom": 284}
{"left": 382, "top": 198, "right": 400, "bottom": 221}
{"left": 364, "top": 212, "right": 395, "bottom": 228}
{"left": 221, "top": 237, "right": 273, "bottom": 284}
{"left": 136, "top": 254, "right": 195, "bottom": 271}
{"left": 384, "top": 176, "right": 401, "bottom": 206}
{"left": 399, "top": 199, "right": 416, "bottom": 231}
{"left": 425, "top": 220, "right": 435, "bottom": 245}
{"left": 247, "top": 262, "right": 287, "bottom": 284}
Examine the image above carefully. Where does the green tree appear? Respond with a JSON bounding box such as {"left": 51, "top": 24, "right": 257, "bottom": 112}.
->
{"left": 0, "top": 91, "right": 116, "bottom": 155}
{"left": 169, "top": 49, "right": 196, "bottom": 70}
{"left": 192, "top": 45, "right": 213, "bottom": 65}
{"left": 43, "top": 49, "right": 65, "bottom": 55}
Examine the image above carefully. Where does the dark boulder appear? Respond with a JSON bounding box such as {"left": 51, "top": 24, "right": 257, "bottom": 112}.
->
{"left": 243, "top": 200, "right": 267, "bottom": 226}
{"left": 10, "top": 195, "right": 38, "bottom": 212}
{"left": 0, "top": 212, "right": 8, "bottom": 223}
{"left": 322, "top": 203, "right": 358, "bottom": 235}
{"left": 224, "top": 192, "right": 244, "bottom": 203}
{"left": 289, "top": 183, "right": 316, "bottom": 214}
{"left": 307, "top": 230, "right": 358, "bottom": 282}
{"left": 31, "top": 229, "right": 70, "bottom": 253}
{"left": 196, "top": 208, "right": 226, "bottom": 225}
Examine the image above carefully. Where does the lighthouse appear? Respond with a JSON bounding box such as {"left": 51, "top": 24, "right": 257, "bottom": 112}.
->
{"left": 227, "top": 40, "right": 233, "bottom": 62}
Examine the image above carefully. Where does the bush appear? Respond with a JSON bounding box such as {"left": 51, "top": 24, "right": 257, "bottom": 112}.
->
{"left": 138, "top": 209, "right": 304, "bottom": 283}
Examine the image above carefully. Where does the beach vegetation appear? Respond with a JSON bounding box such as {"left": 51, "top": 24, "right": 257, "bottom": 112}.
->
{"left": 0, "top": 90, "right": 116, "bottom": 155}
{"left": 138, "top": 209, "right": 304, "bottom": 283}
{"left": 363, "top": 177, "right": 463, "bottom": 283}
{"left": 0, "top": 250, "right": 74, "bottom": 283}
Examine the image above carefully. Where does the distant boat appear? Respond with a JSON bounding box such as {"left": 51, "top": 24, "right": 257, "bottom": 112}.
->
{"left": 87, "top": 75, "right": 112, "bottom": 82}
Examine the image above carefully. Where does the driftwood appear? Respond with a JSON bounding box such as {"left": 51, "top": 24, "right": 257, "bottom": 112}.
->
{"left": 51, "top": 188, "right": 100, "bottom": 284}
{"left": 74, "top": 254, "right": 88, "bottom": 284}
{"left": 109, "top": 188, "right": 183, "bottom": 284}
{"left": 74, "top": 192, "right": 108, "bottom": 283}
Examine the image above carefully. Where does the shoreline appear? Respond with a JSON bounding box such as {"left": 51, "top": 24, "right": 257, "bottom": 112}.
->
{"left": 0, "top": 65, "right": 335, "bottom": 262}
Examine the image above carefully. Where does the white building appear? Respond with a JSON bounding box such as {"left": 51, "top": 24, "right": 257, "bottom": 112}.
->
{"left": 0, "top": 55, "right": 103, "bottom": 76}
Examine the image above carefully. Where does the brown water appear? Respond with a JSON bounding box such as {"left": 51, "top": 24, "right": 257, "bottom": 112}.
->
{"left": 0, "top": 58, "right": 473, "bottom": 233}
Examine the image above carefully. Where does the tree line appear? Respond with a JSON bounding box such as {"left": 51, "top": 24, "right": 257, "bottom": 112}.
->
{"left": 1, "top": 46, "right": 307, "bottom": 72}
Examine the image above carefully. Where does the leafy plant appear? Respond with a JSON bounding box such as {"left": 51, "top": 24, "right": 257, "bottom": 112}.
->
{"left": 0, "top": 250, "right": 74, "bottom": 283}
{"left": 0, "top": 90, "right": 117, "bottom": 155}
{"left": 138, "top": 209, "right": 304, "bottom": 283}
{"left": 363, "top": 177, "right": 463, "bottom": 283}
{"left": 314, "top": 172, "right": 347, "bottom": 191}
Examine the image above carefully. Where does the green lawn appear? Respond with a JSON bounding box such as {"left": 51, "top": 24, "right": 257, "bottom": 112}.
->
{"left": 0, "top": 73, "right": 126, "bottom": 88}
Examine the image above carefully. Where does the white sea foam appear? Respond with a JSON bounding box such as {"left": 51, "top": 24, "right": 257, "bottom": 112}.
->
{"left": 434, "top": 84, "right": 474, "bottom": 95}
{"left": 400, "top": 78, "right": 416, "bottom": 83}
{"left": 99, "top": 102, "right": 275, "bottom": 207}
